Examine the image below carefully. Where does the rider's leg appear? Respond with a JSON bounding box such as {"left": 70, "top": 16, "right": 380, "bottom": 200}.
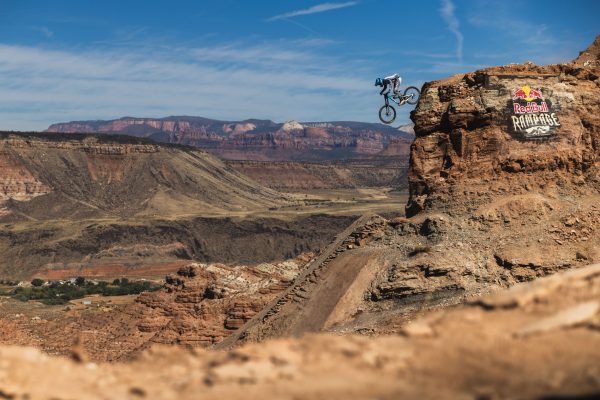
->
{"left": 393, "top": 79, "right": 401, "bottom": 97}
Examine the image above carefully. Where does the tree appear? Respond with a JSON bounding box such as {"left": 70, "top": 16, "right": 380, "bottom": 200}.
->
{"left": 75, "top": 276, "right": 86, "bottom": 286}
{"left": 31, "top": 278, "right": 45, "bottom": 287}
{"left": 112, "top": 278, "right": 121, "bottom": 286}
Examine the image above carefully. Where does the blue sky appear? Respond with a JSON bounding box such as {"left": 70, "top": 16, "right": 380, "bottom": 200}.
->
{"left": 1, "top": 0, "right": 598, "bottom": 130}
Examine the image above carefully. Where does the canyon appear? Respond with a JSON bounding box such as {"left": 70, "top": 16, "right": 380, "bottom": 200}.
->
{"left": 0, "top": 35, "right": 599, "bottom": 400}
{"left": 0, "top": 132, "right": 369, "bottom": 280}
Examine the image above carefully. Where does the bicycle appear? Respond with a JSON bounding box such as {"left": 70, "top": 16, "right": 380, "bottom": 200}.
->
{"left": 378, "top": 86, "right": 420, "bottom": 124}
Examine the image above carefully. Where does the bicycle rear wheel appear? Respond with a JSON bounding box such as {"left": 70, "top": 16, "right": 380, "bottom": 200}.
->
{"left": 378, "top": 105, "right": 396, "bottom": 124}
{"left": 403, "top": 86, "right": 420, "bottom": 105}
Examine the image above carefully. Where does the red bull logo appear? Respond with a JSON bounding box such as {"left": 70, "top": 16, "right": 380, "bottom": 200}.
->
{"left": 509, "top": 85, "right": 559, "bottom": 139}
{"left": 512, "top": 85, "right": 543, "bottom": 102}
{"left": 514, "top": 101, "right": 549, "bottom": 114}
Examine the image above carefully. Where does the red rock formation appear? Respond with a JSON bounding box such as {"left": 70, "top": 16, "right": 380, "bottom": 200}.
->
{"left": 134, "top": 260, "right": 305, "bottom": 348}
{"left": 0, "top": 149, "right": 51, "bottom": 202}
{"left": 407, "top": 50, "right": 600, "bottom": 216}
{"left": 0, "top": 256, "right": 312, "bottom": 361}
{"left": 46, "top": 118, "right": 413, "bottom": 161}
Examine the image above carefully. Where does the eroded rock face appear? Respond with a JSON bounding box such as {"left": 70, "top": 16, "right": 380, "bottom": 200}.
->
{"left": 0, "top": 255, "right": 312, "bottom": 361}
{"left": 575, "top": 35, "right": 600, "bottom": 67}
{"left": 0, "top": 132, "right": 288, "bottom": 221}
{"left": 0, "top": 149, "right": 51, "bottom": 202}
{"left": 407, "top": 49, "right": 600, "bottom": 216}
{"left": 135, "top": 259, "right": 308, "bottom": 348}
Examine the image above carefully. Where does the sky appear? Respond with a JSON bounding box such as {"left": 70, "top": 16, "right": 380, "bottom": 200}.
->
{"left": 0, "top": 0, "right": 598, "bottom": 130}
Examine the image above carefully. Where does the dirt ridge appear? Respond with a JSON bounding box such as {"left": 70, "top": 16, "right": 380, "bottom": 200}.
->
{"left": 219, "top": 214, "right": 387, "bottom": 346}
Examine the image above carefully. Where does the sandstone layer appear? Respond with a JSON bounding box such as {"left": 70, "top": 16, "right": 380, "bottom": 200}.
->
{"left": 46, "top": 118, "right": 413, "bottom": 162}
{"left": 0, "top": 255, "right": 311, "bottom": 361}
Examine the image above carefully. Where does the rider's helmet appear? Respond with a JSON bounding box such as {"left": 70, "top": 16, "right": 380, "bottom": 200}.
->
{"left": 375, "top": 78, "right": 383, "bottom": 87}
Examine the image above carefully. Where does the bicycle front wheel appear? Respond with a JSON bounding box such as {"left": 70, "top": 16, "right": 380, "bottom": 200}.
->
{"left": 403, "top": 86, "right": 420, "bottom": 105}
{"left": 378, "top": 105, "right": 396, "bottom": 124}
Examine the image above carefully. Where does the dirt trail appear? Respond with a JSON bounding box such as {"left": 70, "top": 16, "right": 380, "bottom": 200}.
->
{"left": 219, "top": 215, "right": 388, "bottom": 346}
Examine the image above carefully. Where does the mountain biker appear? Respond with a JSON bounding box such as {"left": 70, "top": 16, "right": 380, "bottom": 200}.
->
{"left": 375, "top": 74, "right": 402, "bottom": 98}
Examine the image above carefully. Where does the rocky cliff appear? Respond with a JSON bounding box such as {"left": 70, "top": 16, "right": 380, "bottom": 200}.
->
{"left": 46, "top": 117, "right": 413, "bottom": 162}
{"left": 407, "top": 52, "right": 600, "bottom": 216}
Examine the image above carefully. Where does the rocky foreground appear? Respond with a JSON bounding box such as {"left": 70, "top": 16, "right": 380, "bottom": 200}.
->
{"left": 1, "top": 263, "right": 599, "bottom": 399}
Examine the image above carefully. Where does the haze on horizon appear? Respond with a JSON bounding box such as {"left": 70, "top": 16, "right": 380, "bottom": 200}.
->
{"left": 0, "top": 0, "right": 598, "bottom": 131}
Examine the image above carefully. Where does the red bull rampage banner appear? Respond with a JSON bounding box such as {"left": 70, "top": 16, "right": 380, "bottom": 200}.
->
{"left": 510, "top": 85, "right": 560, "bottom": 139}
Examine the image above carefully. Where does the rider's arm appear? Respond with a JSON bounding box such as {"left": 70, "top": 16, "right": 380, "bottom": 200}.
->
{"left": 380, "top": 82, "right": 388, "bottom": 95}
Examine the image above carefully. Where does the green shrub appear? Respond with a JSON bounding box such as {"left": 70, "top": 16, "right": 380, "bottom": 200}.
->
{"left": 31, "top": 278, "right": 45, "bottom": 287}
{"left": 10, "top": 278, "right": 161, "bottom": 304}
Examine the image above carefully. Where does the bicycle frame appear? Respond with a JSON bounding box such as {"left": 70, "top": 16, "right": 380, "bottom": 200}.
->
{"left": 384, "top": 93, "right": 413, "bottom": 106}
{"left": 384, "top": 94, "right": 398, "bottom": 107}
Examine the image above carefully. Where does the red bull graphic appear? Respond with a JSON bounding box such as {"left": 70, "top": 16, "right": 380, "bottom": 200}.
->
{"left": 513, "top": 102, "right": 549, "bottom": 114}
{"left": 509, "top": 85, "right": 559, "bottom": 139}
{"left": 512, "top": 85, "right": 543, "bottom": 101}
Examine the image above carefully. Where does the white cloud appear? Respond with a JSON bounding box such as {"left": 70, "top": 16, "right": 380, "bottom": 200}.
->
{"left": 0, "top": 40, "right": 385, "bottom": 131}
{"left": 400, "top": 50, "right": 456, "bottom": 59}
{"left": 466, "top": 5, "right": 578, "bottom": 65}
{"left": 31, "top": 26, "right": 54, "bottom": 38}
{"left": 268, "top": 2, "right": 359, "bottom": 21}
{"left": 439, "top": 0, "right": 463, "bottom": 61}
